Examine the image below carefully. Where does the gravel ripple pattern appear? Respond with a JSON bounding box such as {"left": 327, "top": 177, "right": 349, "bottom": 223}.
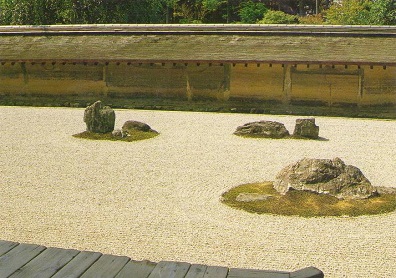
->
{"left": 1, "top": 107, "right": 395, "bottom": 277}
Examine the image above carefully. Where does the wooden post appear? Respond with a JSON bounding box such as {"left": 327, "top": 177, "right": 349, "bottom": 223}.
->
{"left": 218, "top": 63, "right": 231, "bottom": 101}
{"left": 358, "top": 67, "right": 364, "bottom": 106}
{"left": 102, "top": 64, "right": 109, "bottom": 97}
{"left": 20, "top": 62, "right": 29, "bottom": 85}
{"left": 283, "top": 64, "right": 292, "bottom": 105}
{"left": 185, "top": 71, "right": 193, "bottom": 101}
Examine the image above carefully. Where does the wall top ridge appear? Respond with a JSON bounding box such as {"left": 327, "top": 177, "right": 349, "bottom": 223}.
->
{"left": 1, "top": 24, "right": 396, "bottom": 37}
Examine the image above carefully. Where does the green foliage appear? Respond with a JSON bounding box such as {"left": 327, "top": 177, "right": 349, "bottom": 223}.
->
{"left": 325, "top": 0, "right": 396, "bottom": 25}
{"left": 0, "top": 0, "right": 393, "bottom": 25}
{"left": 368, "top": 0, "right": 396, "bottom": 25}
{"left": 73, "top": 130, "right": 159, "bottom": 142}
{"left": 0, "top": 0, "right": 171, "bottom": 24}
{"left": 221, "top": 182, "right": 396, "bottom": 217}
{"left": 173, "top": 0, "right": 225, "bottom": 23}
{"left": 238, "top": 1, "right": 267, "bottom": 23}
{"left": 258, "top": 10, "right": 297, "bottom": 24}
{"left": 298, "top": 14, "right": 325, "bottom": 25}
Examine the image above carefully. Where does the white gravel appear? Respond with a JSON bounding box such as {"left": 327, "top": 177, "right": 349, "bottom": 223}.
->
{"left": 1, "top": 106, "right": 396, "bottom": 277}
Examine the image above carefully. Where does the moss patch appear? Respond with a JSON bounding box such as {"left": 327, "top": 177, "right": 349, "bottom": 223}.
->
{"left": 221, "top": 182, "right": 396, "bottom": 217}
{"left": 73, "top": 130, "right": 159, "bottom": 142}
{"left": 234, "top": 134, "right": 327, "bottom": 141}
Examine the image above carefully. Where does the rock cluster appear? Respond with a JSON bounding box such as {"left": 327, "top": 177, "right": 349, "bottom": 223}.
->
{"left": 234, "top": 118, "right": 320, "bottom": 139}
{"left": 82, "top": 101, "right": 159, "bottom": 139}
{"left": 234, "top": 120, "right": 290, "bottom": 138}
{"left": 273, "top": 157, "right": 378, "bottom": 199}
{"left": 84, "top": 100, "right": 115, "bottom": 133}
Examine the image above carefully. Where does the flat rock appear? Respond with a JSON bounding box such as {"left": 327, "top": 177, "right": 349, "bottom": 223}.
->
{"left": 234, "top": 120, "right": 290, "bottom": 138}
{"left": 273, "top": 157, "right": 377, "bottom": 199}
{"left": 122, "top": 120, "right": 158, "bottom": 136}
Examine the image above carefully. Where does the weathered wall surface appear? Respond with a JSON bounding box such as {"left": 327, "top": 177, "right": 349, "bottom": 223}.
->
{"left": 0, "top": 25, "right": 395, "bottom": 106}
{"left": 0, "top": 62, "right": 394, "bottom": 105}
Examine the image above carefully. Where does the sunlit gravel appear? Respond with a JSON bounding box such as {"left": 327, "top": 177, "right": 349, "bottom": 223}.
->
{"left": 1, "top": 106, "right": 395, "bottom": 277}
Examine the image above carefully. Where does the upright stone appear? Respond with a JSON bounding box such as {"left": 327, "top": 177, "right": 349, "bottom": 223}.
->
{"left": 293, "top": 118, "right": 319, "bottom": 139}
{"left": 84, "top": 101, "right": 115, "bottom": 133}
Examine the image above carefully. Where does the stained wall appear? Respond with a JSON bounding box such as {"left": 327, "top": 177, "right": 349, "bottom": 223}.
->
{"left": 0, "top": 62, "right": 395, "bottom": 106}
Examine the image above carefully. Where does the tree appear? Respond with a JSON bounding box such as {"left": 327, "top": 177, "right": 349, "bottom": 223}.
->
{"left": 325, "top": 0, "right": 396, "bottom": 25}
{"left": 325, "top": 0, "right": 371, "bottom": 25}
{"left": 173, "top": 0, "right": 225, "bottom": 23}
{"left": 238, "top": 0, "right": 267, "bottom": 23}
{"left": 368, "top": 0, "right": 396, "bottom": 25}
{"left": 0, "top": 0, "right": 74, "bottom": 25}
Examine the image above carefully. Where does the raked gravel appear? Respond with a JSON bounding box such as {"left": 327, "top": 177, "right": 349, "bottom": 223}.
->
{"left": 1, "top": 106, "right": 396, "bottom": 277}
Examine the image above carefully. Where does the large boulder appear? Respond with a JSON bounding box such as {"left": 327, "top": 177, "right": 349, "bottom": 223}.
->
{"left": 84, "top": 101, "right": 115, "bottom": 133}
{"left": 234, "top": 121, "right": 290, "bottom": 138}
{"left": 273, "top": 157, "right": 377, "bottom": 199}
{"left": 122, "top": 120, "right": 158, "bottom": 135}
{"left": 293, "top": 118, "right": 319, "bottom": 139}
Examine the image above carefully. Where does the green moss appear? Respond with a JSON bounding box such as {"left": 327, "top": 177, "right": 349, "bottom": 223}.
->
{"left": 72, "top": 130, "right": 159, "bottom": 142}
{"left": 221, "top": 182, "right": 396, "bottom": 217}
{"left": 234, "top": 134, "right": 327, "bottom": 140}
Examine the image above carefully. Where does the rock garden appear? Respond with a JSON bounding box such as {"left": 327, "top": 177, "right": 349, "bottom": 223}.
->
{"left": 222, "top": 157, "right": 396, "bottom": 217}
{"left": 73, "top": 100, "right": 159, "bottom": 142}
{"left": 73, "top": 103, "right": 396, "bottom": 217}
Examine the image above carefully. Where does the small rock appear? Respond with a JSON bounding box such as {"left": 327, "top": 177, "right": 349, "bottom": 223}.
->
{"left": 234, "top": 120, "right": 290, "bottom": 138}
{"left": 293, "top": 118, "right": 319, "bottom": 139}
{"left": 236, "top": 193, "right": 273, "bottom": 202}
{"left": 112, "top": 129, "right": 123, "bottom": 138}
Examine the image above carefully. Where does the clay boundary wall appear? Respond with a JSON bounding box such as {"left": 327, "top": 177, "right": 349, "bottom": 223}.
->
{"left": 0, "top": 24, "right": 395, "bottom": 106}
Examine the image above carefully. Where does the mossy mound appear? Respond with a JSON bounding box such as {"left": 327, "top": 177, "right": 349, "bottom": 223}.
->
{"left": 73, "top": 130, "right": 159, "bottom": 142}
{"left": 234, "top": 133, "right": 326, "bottom": 140}
{"left": 221, "top": 182, "right": 396, "bottom": 217}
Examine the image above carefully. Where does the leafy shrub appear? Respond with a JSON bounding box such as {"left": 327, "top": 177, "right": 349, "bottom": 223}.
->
{"left": 258, "top": 10, "right": 297, "bottom": 24}
{"left": 298, "top": 14, "right": 325, "bottom": 25}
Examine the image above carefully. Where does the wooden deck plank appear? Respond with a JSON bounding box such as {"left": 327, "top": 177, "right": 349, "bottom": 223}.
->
{"left": 184, "top": 264, "right": 208, "bottom": 278}
{"left": 290, "top": 266, "right": 324, "bottom": 278}
{"left": 148, "top": 261, "right": 191, "bottom": 278}
{"left": 80, "top": 253, "right": 130, "bottom": 278}
{"left": 0, "top": 243, "right": 46, "bottom": 277}
{"left": 51, "top": 251, "right": 102, "bottom": 278}
{"left": 8, "top": 247, "right": 79, "bottom": 278}
{"left": 115, "top": 260, "right": 157, "bottom": 278}
{"left": 228, "top": 268, "right": 289, "bottom": 278}
{"left": 0, "top": 240, "right": 324, "bottom": 277}
{"left": 0, "top": 240, "right": 19, "bottom": 256}
{"left": 203, "top": 265, "right": 229, "bottom": 278}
